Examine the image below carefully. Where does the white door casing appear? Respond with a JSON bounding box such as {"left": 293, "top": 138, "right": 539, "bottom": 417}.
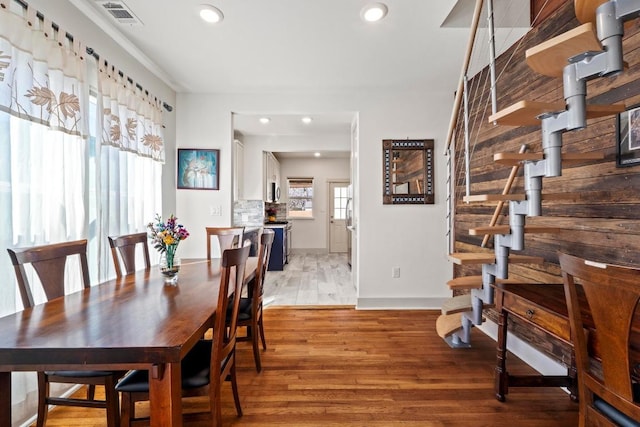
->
{"left": 328, "top": 180, "right": 349, "bottom": 253}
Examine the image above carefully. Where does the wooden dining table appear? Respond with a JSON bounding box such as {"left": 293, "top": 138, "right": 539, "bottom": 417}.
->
{"left": 0, "top": 257, "right": 258, "bottom": 427}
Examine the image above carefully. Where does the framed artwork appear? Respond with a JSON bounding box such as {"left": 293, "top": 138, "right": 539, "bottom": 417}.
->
{"left": 617, "top": 104, "right": 640, "bottom": 167}
{"left": 177, "top": 149, "right": 220, "bottom": 190}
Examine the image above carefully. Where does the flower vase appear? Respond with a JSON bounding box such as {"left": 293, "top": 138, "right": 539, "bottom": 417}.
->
{"left": 159, "top": 248, "right": 180, "bottom": 286}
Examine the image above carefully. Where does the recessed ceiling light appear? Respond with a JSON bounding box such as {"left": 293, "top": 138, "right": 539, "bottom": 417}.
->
{"left": 199, "top": 5, "right": 224, "bottom": 23}
{"left": 259, "top": 117, "right": 270, "bottom": 124}
{"left": 314, "top": 152, "right": 321, "bottom": 157}
{"left": 361, "top": 3, "right": 388, "bottom": 22}
{"left": 301, "top": 116, "right": 313, "bottom": 124}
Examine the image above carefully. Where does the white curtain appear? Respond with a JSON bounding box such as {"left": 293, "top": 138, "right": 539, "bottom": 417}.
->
{"left": 94, "top": 61, "right": 164, "bottom": 281}
{"left": 0, "top": 3, "right": 164, "bottom": 425}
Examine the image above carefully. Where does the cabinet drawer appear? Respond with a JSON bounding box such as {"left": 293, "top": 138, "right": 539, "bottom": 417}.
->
{"left": 503, "top": 292, "right": 571, "bottom": 343}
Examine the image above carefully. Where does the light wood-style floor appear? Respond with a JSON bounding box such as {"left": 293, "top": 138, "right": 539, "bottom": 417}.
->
{"left": 36, "top": 308, "right": 578, "bottom": 426}
{"left": 264, "top": 251, "right": 356, "bottom": 306}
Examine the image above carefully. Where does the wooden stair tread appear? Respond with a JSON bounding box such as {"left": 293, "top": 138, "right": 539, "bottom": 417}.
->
{"left": 490, "top": 101, "right": 625, "bottom": 127}
{"left": 585, "top": 103, "right": 627, "bottom": 118}
{"left": 441, "top": 295, "right": 472, "bottom": 315}
{"left": 448, "top": 253, "right": 544, "bottom": 265}
{"left": 526, "top": 23, "right": 602, "bottom": 77}
{"left": 489, "top": 101, "right": 564, "bottom": 126}
{"left": 447, "top": 276, "right": 524, "bottom": 290}
{"left": 463, "top": 193, "right": 526, "bottom": 202}
{"left": 468, "top": 225, "right": 562, "bottom": 236}
{"left": 464, "top": 192, "right": 583, "bottom": 203}
{"left": 575, "top": 0, "right": 608, "bottom": 24}
{"left": 436, "top": 313, "right": 463, "bottom": 339}
{"left": 494, "top": 151, "right": 605, "bottom": 166}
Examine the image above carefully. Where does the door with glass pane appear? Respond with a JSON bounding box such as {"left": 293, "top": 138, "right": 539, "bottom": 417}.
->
{"left": 329, "top": 181, "right": 349, "bottom": 253}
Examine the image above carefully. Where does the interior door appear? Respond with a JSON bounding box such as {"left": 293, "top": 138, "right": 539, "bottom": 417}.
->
{"left": 329, "top": 181, "right": 349, "bottom": 253}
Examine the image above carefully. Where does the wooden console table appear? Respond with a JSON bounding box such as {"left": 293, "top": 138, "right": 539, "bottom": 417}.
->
{"left": 493, "top": 282, "right": 580, "bottom": 402}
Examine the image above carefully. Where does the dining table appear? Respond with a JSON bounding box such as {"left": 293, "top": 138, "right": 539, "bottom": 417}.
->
{"left": 0, "top": 256, "right": 258, "bottom": 427}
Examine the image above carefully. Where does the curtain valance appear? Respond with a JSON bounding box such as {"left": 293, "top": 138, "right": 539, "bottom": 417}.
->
{"left": 0, "top": 5, "right": 87, "bottom": 136}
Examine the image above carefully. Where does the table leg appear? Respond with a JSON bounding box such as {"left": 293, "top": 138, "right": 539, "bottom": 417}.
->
{"left": 0, "top": 372, "right": 11, "bottom": 427}
{"left": 149, "top": 363, "right": 182, "bottom": 427}
{"left": 495, "top": 309, "right": 509, "bottom": 402}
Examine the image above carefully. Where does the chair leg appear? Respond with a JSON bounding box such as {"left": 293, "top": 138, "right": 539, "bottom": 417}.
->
{"left": 258, "top": 313, "right": 267, "bottom": 351}
{"left": 36, "top": 372, "right": 49, "bottom": 427}
{"left": 230, "top": 362, "right": 243, "bottom": 418}
{"left": 252, "top": 327, "right": 262, "bottom": 373}
{"left": 87, "top": 384, "right": 96, "bottom": 400}
{"left": 120, "top": 392, "right": 133, "bottom": 427}
{"left": 104, "top": 376, "right": 120, "bottom": 427}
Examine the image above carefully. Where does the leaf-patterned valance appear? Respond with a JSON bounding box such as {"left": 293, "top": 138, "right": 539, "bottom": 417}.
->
{"left": 99, "top": 63, "right": 165, "bottom": 163}
{"left": 0, "top": 5, "right": 87, "bottom": 136}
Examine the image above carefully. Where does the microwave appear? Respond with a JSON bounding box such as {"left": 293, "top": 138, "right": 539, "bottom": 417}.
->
{"left": 270, "top": 182, "right": 281, "bottom": 202}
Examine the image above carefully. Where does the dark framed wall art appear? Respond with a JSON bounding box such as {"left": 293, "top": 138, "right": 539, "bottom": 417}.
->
{"left": 177, "top": 149, "right": 220, "bottom": 190}
{"left": 617, "top": 104, "right": 640, "bottom": 167}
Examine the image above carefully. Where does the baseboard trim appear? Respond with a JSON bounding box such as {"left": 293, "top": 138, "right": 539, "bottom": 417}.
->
{"left": 356, "top": 297, "right": 447, "bottom": 310}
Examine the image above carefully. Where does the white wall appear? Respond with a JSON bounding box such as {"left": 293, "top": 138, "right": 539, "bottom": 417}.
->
{"left": 279, "top": 157, "right": 350, "bottom": 250}
{"left": 175, "top": 91, "right": 453, "bottom": 309}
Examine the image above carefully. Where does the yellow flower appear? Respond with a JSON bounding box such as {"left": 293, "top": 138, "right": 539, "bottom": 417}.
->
{"left": 163, "top": 235, "right": 176, "bottom": 246}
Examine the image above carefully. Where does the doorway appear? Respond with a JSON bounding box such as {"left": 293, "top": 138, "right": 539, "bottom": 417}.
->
{"left": 328, "top": 180, "right": 349, "bottom": 253}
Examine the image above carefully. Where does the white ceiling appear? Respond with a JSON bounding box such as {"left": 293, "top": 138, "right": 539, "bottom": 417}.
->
{"left": 69, "top": 0, "right": 530, "bottom": 149}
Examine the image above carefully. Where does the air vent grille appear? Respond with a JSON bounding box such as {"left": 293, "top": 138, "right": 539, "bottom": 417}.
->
{"left": 95, "top": 1, "right": 143, "bottom": 25}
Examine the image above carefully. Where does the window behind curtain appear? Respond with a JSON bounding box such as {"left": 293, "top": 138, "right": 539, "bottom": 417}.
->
{"left": 287, "top": 177, "right": 314, "bottom": 218}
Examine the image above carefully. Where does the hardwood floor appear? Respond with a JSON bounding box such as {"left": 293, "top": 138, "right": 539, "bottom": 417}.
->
{"left": 36, "top": 308, "right": 578, "bottom": 426}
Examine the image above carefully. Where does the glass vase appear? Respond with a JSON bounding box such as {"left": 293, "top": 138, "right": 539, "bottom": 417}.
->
{"left": 159, "top": 251, "right": 180, "bottom": 286}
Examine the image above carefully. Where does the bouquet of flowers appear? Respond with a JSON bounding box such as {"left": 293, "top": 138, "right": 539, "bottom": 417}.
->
{"left": 147, "top": 214, "right": 189, "bottom": 269}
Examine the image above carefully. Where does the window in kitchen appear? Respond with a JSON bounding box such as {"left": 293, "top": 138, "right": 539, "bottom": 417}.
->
{"left": 287, "top": 177, "right": 314, "bottom": 218}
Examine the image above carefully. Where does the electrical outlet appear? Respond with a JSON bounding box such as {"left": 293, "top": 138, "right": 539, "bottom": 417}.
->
{"left": 392, "top": 267, "right": 400, "bottom": 278}
{"left": 210, "top": 205, "right": 222, "bottom": 216}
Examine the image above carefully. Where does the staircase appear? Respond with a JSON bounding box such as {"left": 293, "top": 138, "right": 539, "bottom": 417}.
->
{"left": 438, "top": 0, "right": 639, "bottom": 348}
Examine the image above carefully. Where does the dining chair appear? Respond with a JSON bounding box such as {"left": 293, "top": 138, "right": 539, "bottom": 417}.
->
{"left": 108, "top": 232, "right": 151, "bottom": 278}
{"left": 231, "top": 229, "right": 275, "bottom": 372}
{"left": 116, "top": 243, "right": 251, "bottom": 426}
{"left": 206, "top": 226, "right": 245, "bottom": 260}
{"left": 558, "top": 252, "right": 640, "bottom": 427}
{"left": 6, "top": 240, "right": 121, "bottom": 427}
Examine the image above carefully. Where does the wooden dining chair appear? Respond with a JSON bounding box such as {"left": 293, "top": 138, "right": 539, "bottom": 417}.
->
{"left": 6, "top": 240, "right": 121, "bottom": 427}
{"left": 108, "top": 232, "right": 151, "bottom": 278}
{"left": 206, "top": 226, "right": 244, "bottom": 259}
{"left": 116, "top": 244, "right": 251, "bottom": 426}
{"left": 558, "top": 252, "right": 640, "bottom": 427}
{"left": 232, "top": 229, "right": 275, "bottom": 372}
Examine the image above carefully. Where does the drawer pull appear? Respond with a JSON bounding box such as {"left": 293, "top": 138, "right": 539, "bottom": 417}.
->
{"left": 526, "top": 309, "right": 535, "bottom": 319}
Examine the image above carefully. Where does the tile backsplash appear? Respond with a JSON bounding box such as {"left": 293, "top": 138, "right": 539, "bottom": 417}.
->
{"left": 265, "top": 202, "right": 287, "bottom": 220}
{"left": 233, "top": 200, "right": 265, "bottom": 226}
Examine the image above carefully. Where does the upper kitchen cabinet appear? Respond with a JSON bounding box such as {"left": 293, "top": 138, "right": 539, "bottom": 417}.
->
{"left": 234, "top": 139, "right": 244, "bottom": 201}
{"left": 263, "top": 151, "right": 281, "bottom": 202}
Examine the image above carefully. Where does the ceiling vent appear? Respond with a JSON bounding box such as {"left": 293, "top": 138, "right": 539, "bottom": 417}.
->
{"left": 95, "top": 1, "right": 143, "bottom": 25}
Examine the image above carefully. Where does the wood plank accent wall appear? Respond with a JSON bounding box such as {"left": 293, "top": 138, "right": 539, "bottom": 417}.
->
{"left": 531, "top": 0, "right": 566, "bottom": 26}
{"left": 452, "top": 0, "right": 640, "bottom": 364}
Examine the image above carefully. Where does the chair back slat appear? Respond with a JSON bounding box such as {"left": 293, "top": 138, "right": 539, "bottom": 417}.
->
{"left": 206, "top": 227, "right": 244, "bottom": 259}
{"left": 559, "top": 252, "right": 640, "bottom": 423}
{"left": 212, "top": 244, "right": 250, "bottom": 376}
{"left": 108, "top": 233, "right": 151, "bottom": 278}
{"left": 253, "top": 230, "right": 275, "bottom": 308}
{"left": 7, "top": 240, "right": 90, "bottom": 308}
